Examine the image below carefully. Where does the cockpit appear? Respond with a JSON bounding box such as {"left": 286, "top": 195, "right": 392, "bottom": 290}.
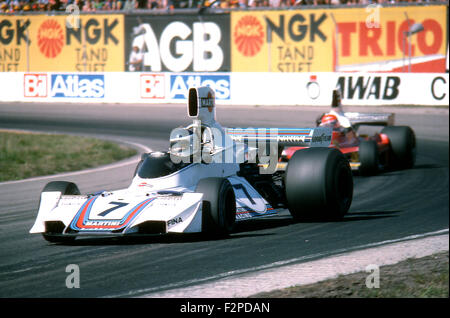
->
{"left": 135, "top": 152, "right": 190, "bottom": 179}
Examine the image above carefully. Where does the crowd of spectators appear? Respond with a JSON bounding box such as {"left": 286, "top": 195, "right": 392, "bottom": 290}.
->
{"left": 0, "top": 0, "right": 446, "bottom": 13}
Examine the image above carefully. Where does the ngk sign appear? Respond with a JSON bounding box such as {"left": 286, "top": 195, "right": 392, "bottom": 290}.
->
{"left": 125, "top": 14, "right": 230, "bottom": 72}
{"left": 1, "top": 15, "right": 124, "bottom": 72}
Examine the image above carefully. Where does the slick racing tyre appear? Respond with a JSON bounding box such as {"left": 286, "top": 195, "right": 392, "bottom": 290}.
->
{"left": 196, "top": 178, "right": 236, "bottom": 236}
{"left": 285, "top": 148, "right": 353, "bottom": 221}
{"left": 359, "top": 140, "right": 379, "bottom": 176}
{"left": 381, "top": 126, "right": 416, "bottom": 170}
{"left": 41, "top": 181, "right": 80, "bottom": 243}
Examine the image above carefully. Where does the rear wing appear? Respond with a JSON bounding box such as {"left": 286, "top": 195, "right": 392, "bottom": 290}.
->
{"left": 225, "top": 127, "right": 332, "bottom": 148}
{"left": 343, "top": 112, "right": 395, "bottom": 129}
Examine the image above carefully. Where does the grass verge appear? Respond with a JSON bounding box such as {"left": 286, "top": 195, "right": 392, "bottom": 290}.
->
{"left": 0, "top": 131, "right": 137, "bottom": 182}
{"left": 250, "top": 251, "right": 449, "bottom": 298}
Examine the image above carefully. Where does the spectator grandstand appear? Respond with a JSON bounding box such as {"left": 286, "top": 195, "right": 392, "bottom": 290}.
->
{"left": 1, "top": 0, "right": 447, "bottom": 13}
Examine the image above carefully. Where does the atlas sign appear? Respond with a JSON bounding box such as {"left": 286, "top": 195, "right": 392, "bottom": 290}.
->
{"left": 169, "top": 74, "right": 230, "bottom": 100}
{"left": 50, "top": 74, "right": 105, "bottom": 98}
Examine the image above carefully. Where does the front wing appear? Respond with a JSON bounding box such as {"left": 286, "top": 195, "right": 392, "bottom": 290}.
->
{"left": 30, "top": 178, "right": 281, "bottom": 237}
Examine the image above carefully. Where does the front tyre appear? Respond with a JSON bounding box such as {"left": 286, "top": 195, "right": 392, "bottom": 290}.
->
{"left": 41, "top": 181, "right": 80, "bottom": 243}
{"left": 359, "top": 140, "right": 379, "bottom": 176}
{"left": 381, "top": 126, "right": 416, "bottom": 170}
{"left": 285, "top": 148, "right": 353, "bottom": 221}
{"left": 196, "top": 178, "right": 236, "bottom": 236}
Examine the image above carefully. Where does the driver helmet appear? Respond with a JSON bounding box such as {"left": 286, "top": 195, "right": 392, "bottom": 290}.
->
{"left": 169, "top": 128, "right": 195, "bottom": 160}
{"left": 320, "top": 114, "right": 340, "bottom": 129}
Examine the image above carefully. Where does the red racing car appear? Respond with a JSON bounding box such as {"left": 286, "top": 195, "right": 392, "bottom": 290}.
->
{"left": 281, "top": 111, "right": 416, "bottom": 176}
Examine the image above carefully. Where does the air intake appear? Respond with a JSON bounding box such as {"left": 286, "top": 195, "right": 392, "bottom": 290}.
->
{"left": 44, "top": 221, "right": 66, "bottom": 234}
{"left": 137, "top": 221, "right": 167, "bottom": 235}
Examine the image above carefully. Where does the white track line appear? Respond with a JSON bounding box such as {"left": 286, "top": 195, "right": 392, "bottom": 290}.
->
{"left": 105, "top": 228, "right": 449, "bottom": 298}
{"left": 158, "top": 232, "right": 448, "bottom": 298}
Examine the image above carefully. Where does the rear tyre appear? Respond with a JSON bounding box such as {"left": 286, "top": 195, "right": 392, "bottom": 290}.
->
{"left": 359, "top": 140, "right": 379, "bottom": 176}
{"left": 196, "top": 178, "right": 236, "bottom": 236}
{"left": 381, "top": 126, "right": 416, "bottom": 170}
{"left": 41, "top": 181, "right": 80, "bottom": 243}
{"left": 285, "top": 148, "right": 353, "bottom": 221}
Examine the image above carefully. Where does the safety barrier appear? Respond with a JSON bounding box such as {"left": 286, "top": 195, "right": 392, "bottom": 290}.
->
{"left": 1, "top": 71, "right": 448, "bottom": 106}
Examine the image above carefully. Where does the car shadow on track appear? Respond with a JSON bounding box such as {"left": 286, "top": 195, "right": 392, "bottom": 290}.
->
{"left": 412, "top": 163, "right": 444, "bottom": 170}
{"left": 50, "top": 219, "right": 291, "bottom": 246}
{"left": 230, "top": 210, "right": 400, "bottom": 231}
{"left": 235, "top": 216, "right": 294, "bottom": 231}
{"left": 283, "top": 210, "right": 401, "bottom": 224}
{"left": 56, "top": 231, "right": 276, "bottom": 246}
{"left": 341, "top": 210, "right": 400, "bottom": 222}
{"left": 52, "top": 211, "right": 400, "bottom": 246}
{"left": 353, "top": 163, "right": 442, "bottom": 178}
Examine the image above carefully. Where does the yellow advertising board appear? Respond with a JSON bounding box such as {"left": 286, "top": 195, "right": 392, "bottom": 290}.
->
{"left": 231, "top": 5, "right": 447, "bottom": 73}
{"left": 0, "top": 14, "right": 124, "bottom": 72}
{"left": 231, "top": 10, "right": 334, "bottom": 72}
{"left": 333, "top": 5, "right": 447, "bottom": 72}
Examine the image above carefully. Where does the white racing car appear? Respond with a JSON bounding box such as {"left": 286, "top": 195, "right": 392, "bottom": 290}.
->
{"left": 30, "top": 87, "right": 353, "bottom": 242}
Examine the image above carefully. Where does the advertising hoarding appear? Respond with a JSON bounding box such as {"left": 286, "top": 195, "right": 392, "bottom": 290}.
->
{"left": 124, "top": 13, "right": 230, "bottom": 73}
{"left": 231, "top": 10, "right": 333, "bottom": 72}
{"left": 333, "top": 5, "right": 447, "bottom": 72}
{"left": 4, "top": 71, "right": 447, "bottom": 106}
{"left": 230, "top": 5, "right": 448, "bottom": 73}
{"left": 0, "top": 14, "right": 124, "bottom": 72}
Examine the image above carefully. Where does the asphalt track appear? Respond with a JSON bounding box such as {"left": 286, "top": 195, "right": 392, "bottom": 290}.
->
{"left": 0, "top": 102, "right": 448, "bottom": 298}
